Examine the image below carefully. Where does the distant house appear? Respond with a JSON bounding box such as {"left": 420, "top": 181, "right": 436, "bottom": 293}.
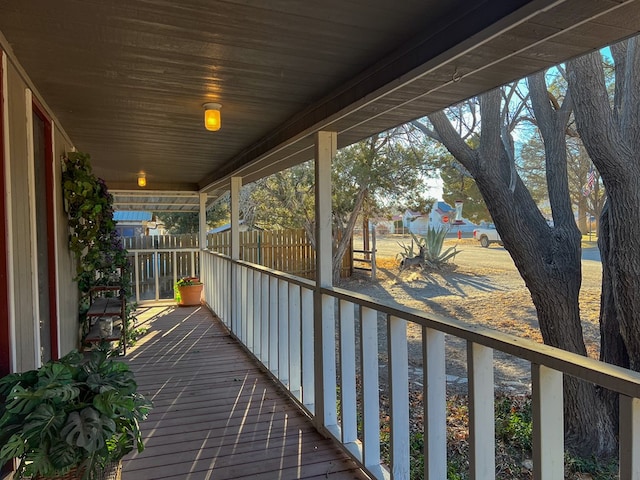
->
{"left": 113, "top": 211, "right": 166, "bottom": 237}
{"left": 403, "top": 200, "right": 476, "bottom": 235}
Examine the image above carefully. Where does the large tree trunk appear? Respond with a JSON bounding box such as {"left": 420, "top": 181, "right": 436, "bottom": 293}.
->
{"left": 567, "top": 40, "right": 640, "bottom": 372}
{"left": 427, "top": 85, "right": 616, "bottom": 456}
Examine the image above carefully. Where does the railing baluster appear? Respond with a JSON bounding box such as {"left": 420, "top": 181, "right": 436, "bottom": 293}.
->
{"left": 388, "top": 315, "right": 409, "bottom": 479}
{"left": 246, "top": 269, "right": 254, "bottom": 351}
{"left": 154, "top": 251, "right": 160, "bottom": 301}
{"left": 317, "top": 293, "right": 337, "bottom": 434}
{"left": 289, "top": 283, "right": 301, "bottom": 400}
{"left": 261, "top": 273, "right": 269, "bottom": 364}
{"left": 278, "top": 279, "right": 289, "bottom": 385}
{"left": 301, "top": 287, "right": 314, "bottom": 412}
{"left": 468, "top": 341, "right": 495, "bottom": 479}
{"left": 340, "top": 299, "right": 357, "bottom": 446}
{"left": 240, "top": 266, "right": 247, "bottom": 343}
{"left": 253, "top": 270, "right": 261, "bottom": 359}
{"left": 532, "top": 364, "right": 563, "bottom": 480}
{"left": 269, "top": 276, "right": 278, "bottom": 375}
{"left": 620, "top": 395, "right": 640, "bottom": 479}
{"left": 361, "top": 306, "right": 381, "bottom": 474}
{"left": 424, "top": 328, "right": 446, "bottom": 479}
{"left": 134, "top": 251, "right": 140, "bottom": 304}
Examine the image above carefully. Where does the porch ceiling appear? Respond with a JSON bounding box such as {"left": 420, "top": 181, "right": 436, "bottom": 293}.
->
{"left": 1, "top": 1, "right": 639, "bottom": 212}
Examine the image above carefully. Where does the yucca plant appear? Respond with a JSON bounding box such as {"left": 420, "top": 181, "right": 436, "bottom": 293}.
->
{"left": 0, "top": 349, "right": 151, "bottom": 479}
{"left": 399, "top": 228, "right": 459, "bottom": 270}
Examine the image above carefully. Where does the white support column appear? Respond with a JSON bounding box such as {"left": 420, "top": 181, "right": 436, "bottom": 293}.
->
{"left": 424, "top": 328, "right": 446, "bottom": 480}
{"left": 468, "top": 341, "right": 495, "bottom": 480}
{"left": 532, "top": 364, "right": 564, "bottom": 480}
{"left": 199, "top": 192, "right": 207, "bottom": 282}
{"left": 230, "top": 177, "right": 241, "bottom": 335}
{"left": 313, "top": 131, "right": 337, "bottom": 431}
{"left": 620, "top": 395, "right": 640, "bottom": 479}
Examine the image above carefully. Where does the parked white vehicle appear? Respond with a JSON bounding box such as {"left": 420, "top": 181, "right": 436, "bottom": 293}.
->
{"left": 473, "top": 224, "right": 503, "bottom": 248}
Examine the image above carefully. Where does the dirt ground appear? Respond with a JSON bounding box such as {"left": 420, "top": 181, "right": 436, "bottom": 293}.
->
{"left": 341, "top": 234, "right": 603, "bottom": 394}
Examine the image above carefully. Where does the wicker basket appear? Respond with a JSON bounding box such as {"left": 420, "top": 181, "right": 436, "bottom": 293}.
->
{"left": 34, "top": 461, "right": 122, "bottom": 480}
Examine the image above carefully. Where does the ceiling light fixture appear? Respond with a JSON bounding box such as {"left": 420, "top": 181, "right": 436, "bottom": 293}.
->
{"left": 203, "top": 102, "right": 222, "bottom": 131}
{"left": 138, "top": 174, "right": 147, "bottom": 187}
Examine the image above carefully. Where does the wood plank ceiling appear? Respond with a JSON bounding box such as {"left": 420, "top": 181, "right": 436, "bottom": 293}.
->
{"left": 0, "top": 0, "right": 639, "bottom": 211}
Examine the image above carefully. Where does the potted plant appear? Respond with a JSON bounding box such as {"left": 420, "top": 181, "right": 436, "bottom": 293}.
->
{"left": 175, "top": 277, "right": 203, "bottom": 306}
{"left": 0, "top": 349, "right": 152, "bottom": 479}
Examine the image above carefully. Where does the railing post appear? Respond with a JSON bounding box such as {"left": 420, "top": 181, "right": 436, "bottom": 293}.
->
{"left": 468, "top": 341, "right": 495, "bottom": 480}
{"left": 388, "top": 315, "right": 409, "bottom": 478}
{"left": 532, "top": 364, "right": 563, "bottom": 480}
{"left": 619, "top": 395, "right": 640, "bottom": 479}
{"left": 360, "top": 306, "right": 380, "bottom": 473}
{"left": 424, "top": 328, "right": 446, "bottom": 480}
{"left": 339, "top": 300, "right": 357, "bottom": 446}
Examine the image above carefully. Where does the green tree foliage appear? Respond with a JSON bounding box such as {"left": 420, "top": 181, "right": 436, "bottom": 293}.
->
{"left": 439, "top": 164, "right": 490, "bottom": 223}
{"left": 247, "top": 128, "right": 435, "bottom": 281}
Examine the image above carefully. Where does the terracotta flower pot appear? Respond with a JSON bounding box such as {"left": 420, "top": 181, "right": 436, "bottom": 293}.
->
{"left": 177, "top": 283, "right": 203, "bottom": 306}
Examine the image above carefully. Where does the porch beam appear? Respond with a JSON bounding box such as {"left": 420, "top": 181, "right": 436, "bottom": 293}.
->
{"left": 313, "top": 131, "right": 337, "bottom": 433}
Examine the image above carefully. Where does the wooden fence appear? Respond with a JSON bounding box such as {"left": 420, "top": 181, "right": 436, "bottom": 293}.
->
{"left": 122, "top": 229, "right": 352, "bottom": 280}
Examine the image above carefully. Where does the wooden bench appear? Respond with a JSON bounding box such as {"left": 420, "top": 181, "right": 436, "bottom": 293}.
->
{"left": 83, "top": 286, "right": 127, "bottom": 355}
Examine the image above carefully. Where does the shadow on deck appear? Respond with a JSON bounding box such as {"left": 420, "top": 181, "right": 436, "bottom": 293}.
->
{"left": 122, "top": 305, "right": 369, "bottom": 480}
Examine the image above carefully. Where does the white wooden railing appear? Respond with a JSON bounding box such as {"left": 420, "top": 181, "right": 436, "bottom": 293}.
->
{"left": 127, "top": 248, "right": 200, "bottom": 303}
{"left": 201, "top": 250, "right": 640, "bottom": 480}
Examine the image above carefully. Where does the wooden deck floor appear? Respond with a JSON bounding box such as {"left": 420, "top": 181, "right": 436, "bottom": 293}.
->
{"left": 122, "top": 305, "right": 370, "bottom": 480}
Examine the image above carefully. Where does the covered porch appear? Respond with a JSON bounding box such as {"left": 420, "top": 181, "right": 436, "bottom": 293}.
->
{"left": 2, "top": 1, "right": 640, "bottom": 479}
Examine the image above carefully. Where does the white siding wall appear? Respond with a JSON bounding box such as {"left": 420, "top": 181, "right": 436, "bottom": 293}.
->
{"left": 4, "top": 47, "right": 77, "bottom": 372}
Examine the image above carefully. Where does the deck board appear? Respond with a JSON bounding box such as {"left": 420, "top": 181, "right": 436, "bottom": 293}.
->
{"left": 122, "top": 305, "right": 370, "bottom": 480}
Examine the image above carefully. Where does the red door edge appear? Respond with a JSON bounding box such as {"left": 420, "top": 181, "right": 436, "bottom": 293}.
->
{"left": 32, "top": 97, "right": 59, "bottom": 361}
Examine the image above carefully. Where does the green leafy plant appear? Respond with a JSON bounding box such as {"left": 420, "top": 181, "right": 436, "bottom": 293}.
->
{"left": 174, "top": 277, "right": 203, "bottom": 304}
{"left": 0, "top": 349, "right": 152, "bottom": 479}
{"left": 175, "top": 277, "right": 202, "bottom": 287}
{"left": 62, "top": 151, "right": 138, "bottom": 346}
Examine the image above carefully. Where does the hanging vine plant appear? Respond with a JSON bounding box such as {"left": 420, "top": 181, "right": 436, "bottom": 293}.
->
{"left": 61, "top": 151, "right": 129, "bottom": 293}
